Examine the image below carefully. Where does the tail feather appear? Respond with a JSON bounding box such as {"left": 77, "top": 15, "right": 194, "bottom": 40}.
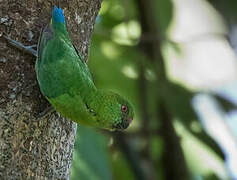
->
{"left": 52, "top": 5, "right": 65, "bottom": 24}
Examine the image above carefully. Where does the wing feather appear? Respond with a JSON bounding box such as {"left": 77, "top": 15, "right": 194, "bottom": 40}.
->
{"left": 37, "top": 24, "right": 54, "bottom": 64}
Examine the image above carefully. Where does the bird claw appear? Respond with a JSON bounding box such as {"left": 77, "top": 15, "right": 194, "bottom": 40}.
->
{"left": 26, "top": 44, "right": 37, "bottom": 49}
{"left": 35, "top": 106, "right": 55, "bottom": 120}
{"left": 1, "top": 34, "right": 37, "bottom": 57}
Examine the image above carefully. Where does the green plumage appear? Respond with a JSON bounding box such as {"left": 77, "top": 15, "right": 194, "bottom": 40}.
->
{"left": 35, "top": 6, "right": 134, "bottom": 130}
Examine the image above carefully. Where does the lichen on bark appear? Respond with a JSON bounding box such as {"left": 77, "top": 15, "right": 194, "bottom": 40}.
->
{"left": 0, "top": 0, "right": 102, "bottom": 179}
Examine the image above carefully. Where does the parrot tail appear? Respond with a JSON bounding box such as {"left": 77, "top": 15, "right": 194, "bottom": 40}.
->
{"left": 52, "top": 5, "right": 65, "bottom": 25}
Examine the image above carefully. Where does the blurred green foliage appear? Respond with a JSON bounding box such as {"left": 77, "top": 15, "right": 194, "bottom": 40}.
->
{"left": 70, "top": 0, "right": 237, "bottom": 179}
{"left": 71, "top": 126, "right": 112, "bottom": 180}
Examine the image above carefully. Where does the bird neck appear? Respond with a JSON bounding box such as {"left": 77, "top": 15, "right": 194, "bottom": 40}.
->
{"left": 83, "top": 88, "right": 103, "bottom": 111}
{"left": 78, "top": 79, "right": 98, "bottom": 105}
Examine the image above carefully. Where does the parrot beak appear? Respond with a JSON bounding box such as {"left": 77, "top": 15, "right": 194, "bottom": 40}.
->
{"left": 112, "top": 117, "right": 132, "bottom": 130}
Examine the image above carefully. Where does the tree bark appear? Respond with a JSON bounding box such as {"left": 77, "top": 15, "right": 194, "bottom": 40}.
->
{"left": 0, "top": 0, "right": 101, "bottom": 179}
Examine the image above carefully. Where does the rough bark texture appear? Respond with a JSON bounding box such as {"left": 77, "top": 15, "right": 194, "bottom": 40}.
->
{"left": 0, "top": 0, "right": 101, "bottom": 179}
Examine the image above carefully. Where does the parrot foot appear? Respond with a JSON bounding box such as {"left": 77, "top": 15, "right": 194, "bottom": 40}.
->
{"left": 1, "top": 34, "right": 37, "bottom": 57}
{"left": 36, "top": 106, "right": 55, "bottom": 120}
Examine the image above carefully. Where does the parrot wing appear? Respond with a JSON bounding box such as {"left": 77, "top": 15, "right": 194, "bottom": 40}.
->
{"left": 37, "top": 23, "right": 85, "bottom": 64}
{"left": 36, "top": 23, "right": 94, "bottom": 99}
{"left": 37, "top": 24, "right": 54, "bottom": 64}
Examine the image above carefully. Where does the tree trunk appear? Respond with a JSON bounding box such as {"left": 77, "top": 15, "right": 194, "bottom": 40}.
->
{"left": 0, "top": 0, "right": 101, "bottom": 179}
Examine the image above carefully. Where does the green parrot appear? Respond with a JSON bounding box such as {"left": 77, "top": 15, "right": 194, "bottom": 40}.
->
{"left": 35, "top": 6, "right": 134, "bottom": 130}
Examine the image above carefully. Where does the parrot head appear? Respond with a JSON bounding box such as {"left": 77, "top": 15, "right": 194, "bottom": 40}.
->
{"left": 91, "top": 90, "right": 134, "bottom": 131}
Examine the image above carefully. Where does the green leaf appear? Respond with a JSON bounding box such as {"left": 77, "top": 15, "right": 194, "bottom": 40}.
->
{"left": 71, "top": 126, "right": 112, "bottom": 180}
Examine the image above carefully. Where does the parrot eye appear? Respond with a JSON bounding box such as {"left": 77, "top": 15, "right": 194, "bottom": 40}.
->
{"left": 121, "top": 105, "right": 128, "bottom": 113}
